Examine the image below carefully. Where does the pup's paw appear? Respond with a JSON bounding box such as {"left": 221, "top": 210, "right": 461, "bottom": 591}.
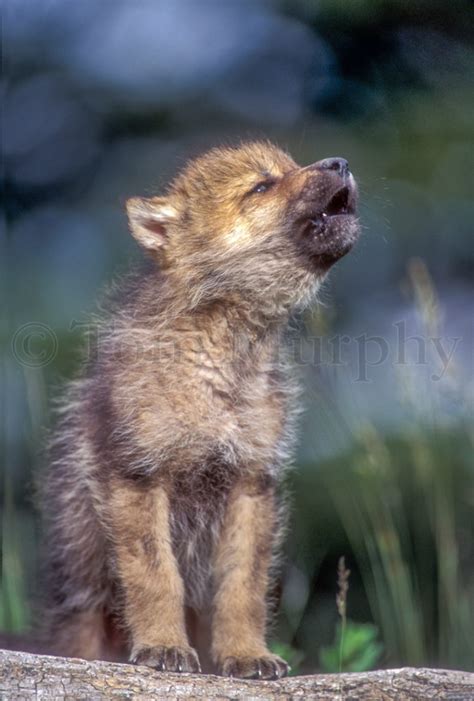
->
{"left": 220, "top": 654, "right": 289, "bottom": 680}
{"left": 132, "top": 645, "right": 201, "bottom": 673}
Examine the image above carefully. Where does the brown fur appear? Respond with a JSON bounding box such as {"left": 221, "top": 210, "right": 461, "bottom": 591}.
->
{"left": 39, "top": 141, "right": 359, "bottom": 678}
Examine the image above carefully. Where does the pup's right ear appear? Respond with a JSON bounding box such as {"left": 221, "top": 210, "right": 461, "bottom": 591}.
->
{"left": 126, "top": 197, "right": 178, "bottom": 253}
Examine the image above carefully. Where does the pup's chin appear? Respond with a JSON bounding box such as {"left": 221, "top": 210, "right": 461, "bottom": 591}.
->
{"left": 307, "top": 214, "right": 360, "bottom": 270}
{"left": 296, "top": 213, "right": 360, "bottom": 273}
{"left": 297, "top": 183, "right": 360, "bottom": 271}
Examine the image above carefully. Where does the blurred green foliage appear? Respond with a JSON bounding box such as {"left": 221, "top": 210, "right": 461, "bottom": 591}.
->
{"left": 278, "top": 423, "right": 473, "bottom": 671}
{"left": 319, "top": 621, "right": 383, "bottom": 673}
{"left": 1, "top": 481, "right": 30, "bottom": 633}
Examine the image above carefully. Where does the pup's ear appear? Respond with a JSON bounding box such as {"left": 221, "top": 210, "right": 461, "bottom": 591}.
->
{"left": 126, "top": 196, "right": 178, "bottom": 251}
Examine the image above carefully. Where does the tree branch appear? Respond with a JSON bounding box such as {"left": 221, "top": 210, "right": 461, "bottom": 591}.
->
{"left": 1, "top": 649, "right": 473, "bottom": 700}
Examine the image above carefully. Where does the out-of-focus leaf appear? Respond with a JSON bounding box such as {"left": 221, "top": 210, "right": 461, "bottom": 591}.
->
{"left": 319, "top": 621, "right": 383, "bottom": 673}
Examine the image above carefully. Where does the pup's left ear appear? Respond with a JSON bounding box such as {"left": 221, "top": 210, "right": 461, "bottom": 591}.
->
{"left": 126, "top": 196, "right": 178, "bottom": 252}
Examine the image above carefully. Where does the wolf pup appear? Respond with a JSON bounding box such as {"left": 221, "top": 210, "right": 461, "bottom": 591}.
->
{"left": 40, "top": 141, "right": 359, "bottom": 679}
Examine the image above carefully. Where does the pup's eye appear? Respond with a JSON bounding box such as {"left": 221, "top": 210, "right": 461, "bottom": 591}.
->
{"left": 249, "top": 180, "right": 275, "bottom": 195}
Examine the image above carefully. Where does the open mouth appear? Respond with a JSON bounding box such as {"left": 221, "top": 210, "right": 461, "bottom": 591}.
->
{"left": 298, "top": 183, "right": 360, "bottom": 268}
{"left": 310, "top": 186, "right": 356, "bottom": 225}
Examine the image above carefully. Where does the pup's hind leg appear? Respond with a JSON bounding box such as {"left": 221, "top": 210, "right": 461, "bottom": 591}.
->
{"left": 40, "top": 441, "right": 111, "bottom": 660}
{"left": 49, "top": 609, "right": 105, "bottom": 660}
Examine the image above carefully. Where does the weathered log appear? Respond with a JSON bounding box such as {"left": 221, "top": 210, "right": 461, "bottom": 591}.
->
{"left": 1, "top": 648, "right": 473, "bottom": 700}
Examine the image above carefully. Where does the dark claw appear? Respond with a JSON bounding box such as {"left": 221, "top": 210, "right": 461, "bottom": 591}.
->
{"left": 132, "top": 645, "right": 201, "bottom": 673}
{"left": 220, "top": 654, "right": 289, "bottom": 680}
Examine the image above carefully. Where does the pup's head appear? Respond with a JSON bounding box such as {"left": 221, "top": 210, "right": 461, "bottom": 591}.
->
{"left": 127, "top": 141, "right": 360, "bottom": 313}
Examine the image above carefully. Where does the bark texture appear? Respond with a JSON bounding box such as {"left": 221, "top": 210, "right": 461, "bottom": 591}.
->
{"left": 1, "top": 649, "right": 473, "bottom": 700}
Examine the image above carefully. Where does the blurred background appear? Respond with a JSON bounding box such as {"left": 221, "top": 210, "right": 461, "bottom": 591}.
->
{"left": 2, "top": 0, "right": 473, "bottom": 673}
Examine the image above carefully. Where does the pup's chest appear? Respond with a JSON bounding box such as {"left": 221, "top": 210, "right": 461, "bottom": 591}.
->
{"left": 195, "top": 354, "right": 289, "bottom": 457}
{"left": 120, "top": 333, "right": 293, "bottom": 472}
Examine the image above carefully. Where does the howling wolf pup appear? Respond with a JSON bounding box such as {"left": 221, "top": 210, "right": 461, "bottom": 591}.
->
{"left": 40, "top": 141, "right": 359, "bottom": 679}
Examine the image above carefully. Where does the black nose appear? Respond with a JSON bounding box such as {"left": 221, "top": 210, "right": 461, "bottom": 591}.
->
{"left": 313, "top": 157, "right": 350, "bottom": 178}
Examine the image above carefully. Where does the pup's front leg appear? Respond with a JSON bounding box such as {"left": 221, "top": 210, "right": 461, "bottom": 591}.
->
{"left": 211, "top": 480, "right": 289, "bottom": 679}
{"left": 107, "top": 480, "right": 200, "bottom": 673}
